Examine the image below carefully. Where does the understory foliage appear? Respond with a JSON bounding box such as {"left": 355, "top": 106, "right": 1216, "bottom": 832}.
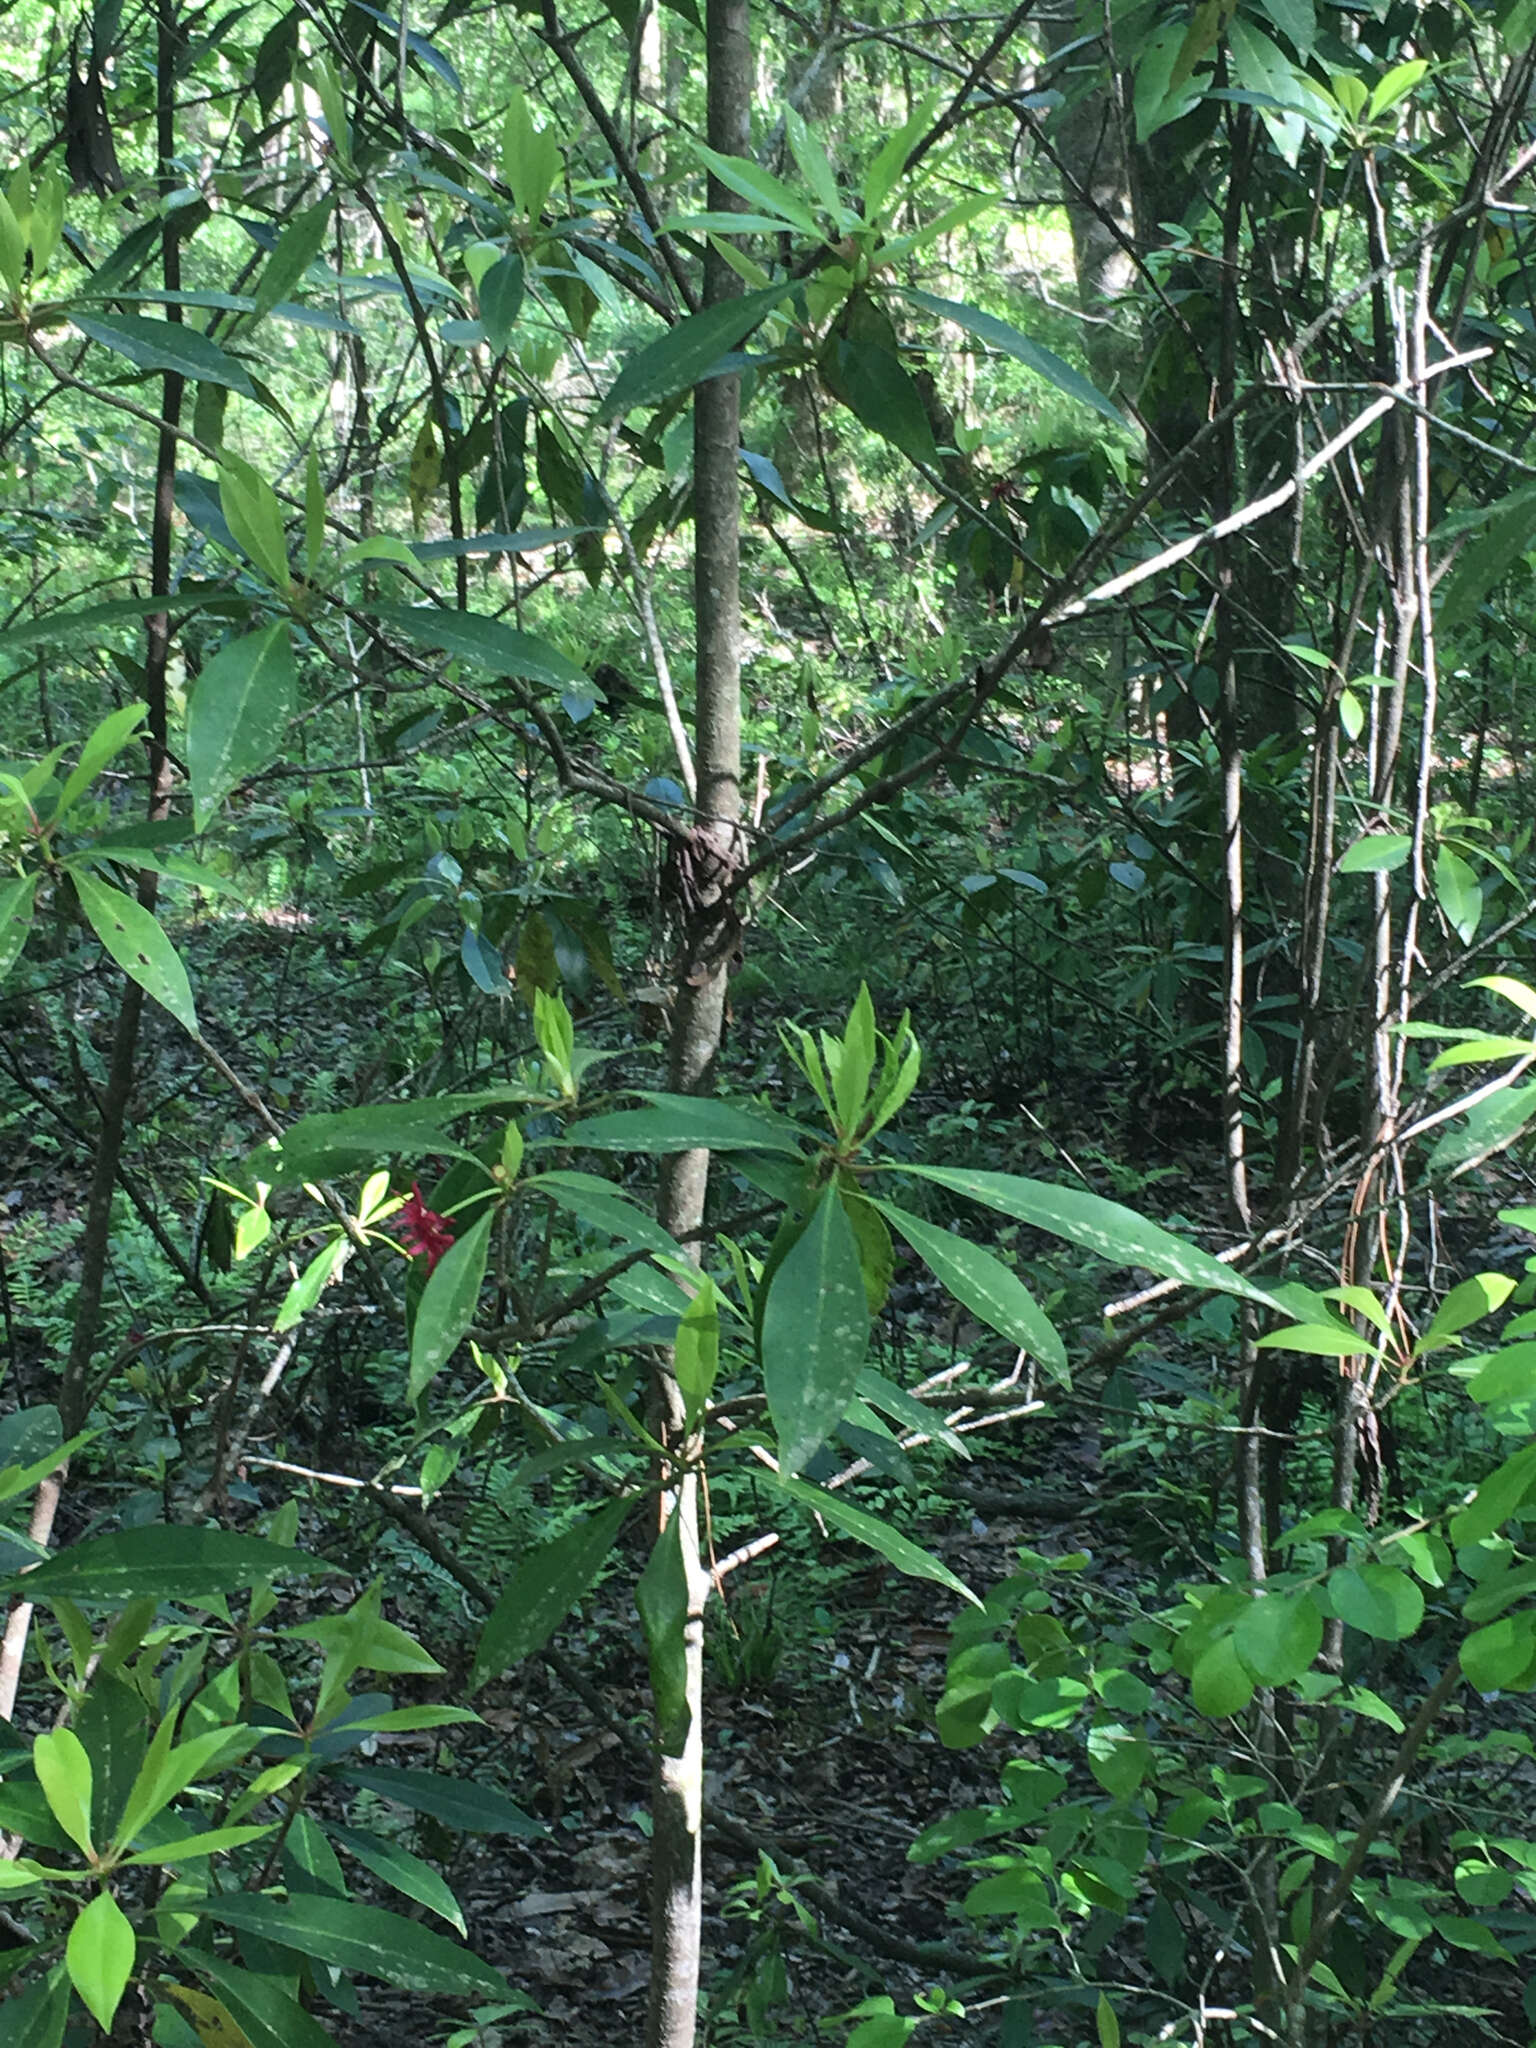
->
{"left": 3, "top": 0, "right": 1536, "bottom": 2043}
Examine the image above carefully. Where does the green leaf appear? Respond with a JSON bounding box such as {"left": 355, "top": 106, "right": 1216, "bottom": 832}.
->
{"left": 1191, "top": 1633, "right": 1255, "bottom": 1717}
{"left": 1338, "top": 833, "right": 1412, "bottom": 874}
{"left": 188, "top": 1956, "right": 339, "bottom": 2048}
{"left": 766, "top": 1470, "right": 979, "bottom": 1604}
{"left": 66, "top": 1891, "right": 135, "bottom": 2035}
{"left": 1437, "top": 482, "right": 1536, "bottom": 628}
{"left": 1449, "top": 1442, "right": 1536, "bottom": 1545}
{"left": 872, "top": 1198, "right": 1066, "bottom": 1382}
{"left": 597, "top": 283, "right": 790, "bottom": 422}
{"left": 1430, "top": 1081, "right": 1536, "bottom": 1171}
{"left": 68, "top": 869, "right": 197, "bottom": 1034}
{"left": 1255, "top": 1320, "right": 1367, "bottom": 1358}
{"left": 1327, "top": 1564, "right": 1424, "bottom": 1641}
{"left": 1435, "top": 846, "right": 1482, "bottom": 945}
{"left": 71, "top": 312, "right": 256, "bottom": 396}
{"left": 1233, "top": 1590, "right": 1323, "bottom": 1685}
{"left": 337, "top": 1764, "right": 542, "bottom": 1837}
{"left": 478, "top": 251, "right": 525, "bottom": 355}
{"left": 1097, "top": 1990, "right": 1122, "bottom": 2048}
{"left": 899, "top": 288, "right": 1125, "bottom": 427}
{"left": 761, "top": 1183, "right": 870, "bottom": 1474}
{"left": 636, "top": 1509, "right": 691, "bottom": 1752}
{"left": 218, "top": 457, "right": 292, "bottom": 590}
{"left": 264, "top": 1091, "right": 521, "bottom": 1185}
{"left": 123, "top": 1822, "right": 273, "bottom": 1864}
{"left": 56, "top": 700, "right": 150, "bottom": 817}
{"left": 196, "top": 1894, "right": 506, "bottom": 1999}
{"left": 187, "top": 622, "right": 296, "bottom": 831}
{"left": 821, "top": 339, "right": 939, "bottom": 467}
{"left": 471, "top": 1496, "right": 631, "bottom": 1688}
{"left": 329, "top": 1821, "right": 466, "bottom": 1934}
{"left": 528, "top": 1170, "right": 677, "bottom": 1253}
{"left": 1462, "top": 1613, "right": 1536, "bottom": 1692}
{"left": 370, "top": 601, "right": 591, "bottom": 693}
{"left": 4, "top": 1525, "right": 326, "bottom": 1605}
{"left": 34, "top": 1728, "right": 93, "bottom": 1855}
{"left": 674, "top": 1274, "right": 721, "bottom": 1427}
{"left": 273, "top": 1237, "right": 347, "bottom": 1334}
{"left": 409, "top": 1208, "right": 492, "bottom": 1402}
{"left": 3, "top": 1969, "right": 70, "bottom": 2048}
{"left": 253, "top": 195, "right": 335, "bottom": 321}
{"left": 893, "top": 1166, "right": 1278, "bottom": 1306}
{"left": 1366, "top": 57, "right": 1427, "bottom": 121}
{"left": 693, "top": 143, "right": 820, "bottom": 230}
{"left": 564, "top": 1095, "right": 808, "bottom": 1155}
{"left": 0, "top": 873, "right": 38, "bottom": 983}
{"left": 1418, "top": 1272, "right": 1515, "bottom": 1353}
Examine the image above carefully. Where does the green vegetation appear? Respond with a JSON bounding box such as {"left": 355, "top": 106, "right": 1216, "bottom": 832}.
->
{"left": 2, "top": 0, "right": 1536, "bottom": 2043}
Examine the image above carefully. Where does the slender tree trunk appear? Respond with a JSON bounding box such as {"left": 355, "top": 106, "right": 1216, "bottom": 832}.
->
{"left": 643, "top": 0, "right": 748, "bottom": 2035}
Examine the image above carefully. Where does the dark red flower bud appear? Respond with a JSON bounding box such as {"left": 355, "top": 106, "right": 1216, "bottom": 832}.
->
{"left": 397, "top": 1182, "right": 456, "bottom": 1273}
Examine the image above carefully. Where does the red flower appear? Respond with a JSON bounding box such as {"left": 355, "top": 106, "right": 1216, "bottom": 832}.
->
{"left": 398, "top": 1183, "right": 455, "bottom": 1272}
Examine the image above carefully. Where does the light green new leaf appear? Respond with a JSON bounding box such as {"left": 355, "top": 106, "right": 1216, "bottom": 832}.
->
{"left": 597, "top": 283, "right": 790, "bottom": 422}
{"left": 873, "top": 1198, "right": 1067, "bottom": 1382}
{"left": 274, "top": 1237, "right": 347, "bottom": 1334}
{"left": 409, "top": 1209, "right": 491, "bottom": 1402}
{"left": 196, "top": 1893, "right": 506, "bottom": 1999}
{"left": 693, "top": 142, "right": 820, "bottom": 230}
{"left": 1461, "top": 1613, "right": 1536, "bottom": 1692}
{"left": 66, "top": 1891, "right": 135, "bottom": 2034}
{"left": 1449, "top": 1442, "right": 1536, "bottom": 1546}
{"left": 56, "top": 700, "right": 149, "bottom": 817}
{"left": 761, "top": 1183, "right": 870, "bottom": 1474}
{"left": 71, "top": 869, "right": 197, "bottom": 1034}
{"left": 219, "top": 456, "right": 292, "bottom": 590}
{"left": 71, "top": 312, "right": 256, "bottom": 396}
{"left": 34, "top": 1728, "right": 93, "bottom": 1855}
{"left": 471, "top": 1496, "right": 631, "bottom": 1688}
{"left": 187, "top": 622, "right": 296, "bottom": 830}
{"left": 1191, "top": 1633, "right": 1254, "bottom": 1717}
{"left": 1338, "top": 833, "right": 1412, "bottom": 874}
{"left": 900, "top": 287, "right": 1125, "bottom": 427}
{"left": 674, "top": 1273, "right": 721, "bottom": 1427}
{"left": 1418, "top": 1271, "right": 1515, "bottom": 1354}
{"left": 894, "top": 1165, "right": 1279, "bottom": 1306}
{"left": 0, "top": 873, "right": 38, "bottom": 983}
{"left": 767, "top": 1470, "right": 979, "bottom": 1605}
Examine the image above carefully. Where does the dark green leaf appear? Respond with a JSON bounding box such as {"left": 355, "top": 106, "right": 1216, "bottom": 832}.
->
{"left": 3, "top": 1525, "right": 327, "bottom": 1604}
{"left": 328, "top": 1821, "right": 466, "bottom": 1934}
{"left": 196, "top": 1893, "right": 506, "bottom": 1998}
{"left": 872, "top": 1197, "right": 1066, "bottom": 1381}
{"left": 899, "top": 287, "right": 1125, "bottom": 426}
{"left": 409, "top": 1209, "right": 492, "bottom": 1403}
{"left": 187, "top": 623, "right": 295, "bottom": 830}
{"left": 761, "top": 1184, "right": 870, "bottom": 1474}
{"left": 597, "top": 283, "right": 790, "bottom": 421}
{"left": 71, "top": 313, "right": 256, "bottom": 396}
{"left": 71, "top": 870, "right": 197, "bottom": 1034}
{"left": 564, "top": 1095, "right": 808, "bottom": 1155}
{"left": 371, "top": 601, "right": 590, "bottom": 693}
{"left": 636, "top": 1510, "right": 691, "bottom": 1752}
{"left": 766, "top": 1471, "right": 979, "bottom": 1604}
{"left": 472, "top": 1497, "right": 631, "bottom": 1688}
{"left": 185, "top": 1956, "right": 339, "bottom": 2048}
{"left": 337, "top": 1764, "right": 542, "bottom": 1836}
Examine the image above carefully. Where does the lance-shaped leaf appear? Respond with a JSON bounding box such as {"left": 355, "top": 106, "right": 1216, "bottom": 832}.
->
{"left": 195, "top": 1893, "right": 506, "bottom": 1999}
{"left": 187, "top": 622, "right": 296, "bottom": 830}
{"left": 252, "top": 194, "right": 335, "bottom": 321}
{"left": 892, "top": 1165, "right": 1279, "bottom": 1307}
{"left": 767, "top": 1470, "right": 979, "bottom": 1604}
{"left": 188, "top": 1955, "right": 340, "bottom": 2048}
{"left": 636, "top": 1509, "right": 691, "bottom": 1751}
{"left": 564, "top": 1093, "right": 809, "bottom": 1155}
{"left": 71, "top": 312, "right": 257, "bottom": 396}
{"left": 71, "top": 868, "right": 197, "bottom": 1034}
{"left": 899, "top": 287, "right": 1126, "bottom": 427}
{"left": 761, "top": 1182, "right": 870, "bottom": 1474}
{"left": 872, "top": 1197, "right": 1067, "bottom": 1382}
{"left": 408, "top": 1209, "right": 492, "bottom": 1402}
{"left": 2, "top": 1525, "right": 328, "bottom": 1604}
{"left": 597, "top": 282, "right": 791, "bottom": 422}
{"left": 0, "top": 873, "right": 38, "bottom": 983}
{"left": 472, "top": 1496, "right": 632, "bottom": 1688}
{"left": 370, "top": 600, "right": 590, "bottom": 693}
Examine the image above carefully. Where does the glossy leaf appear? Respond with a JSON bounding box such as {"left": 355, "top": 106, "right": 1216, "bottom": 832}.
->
{"left": 597, "top": 283, "right": 790, "bottom": 421}
{"left": 71, "top": 312, "right": 257, "bottom": 396}
{"left": 71, "top": 869, "right": 197, "bottom": 1034}
{"left": 273, "top": 1237, "right": 347, "bottom": 1334}
{"left": 1338, "top": 833, "right": 1412, "bottom": 874}
{"left": 674, "top": 1273, "right": 721, "bottom": 1427}
{"left": 1435, "top": 846, "right": 1482, "bottom": 945}
{"left": 1191, "top": 1633, "right": 1254, "bottom": 1717}
{"left": 187, "top": 623, "right": 296, "bottom": 830}
{"left": 4, "top": 1970, "right": 70, "bottom": 2048}
{"left": 218, "top": 458, "right": 291, "bottom": 590}
{"left": 189, "top": 1953, "right": 343, "bottom": 2048}
{"left": 895, "top": 1166, "right": 1278, "bottom": 1306}
{"left": 767, "top": 1471, "right": 979, "bottom": 1605}
{"left": 1419, "top": 1271, "right": 1515, "bottom": 1352}
{"left": 252, "top": 195, "right": 334, "bottom": 321}
{"left": 565, "top": 1095, "right": 809, "bottom": 1155}
{"left": 66, "top": 1890, "right": 135, "bottom": 2034}
{"left": 196, "top": 1893, "right": 506, "bottom": 1998}
{"left": 370, "top": 600, "right": 590, "bottom": 693}
{"left": 329, "top": 1821, "right": 466, "bottom": 1934}
{"left": 1461, "top": 1613, "right": 1536, "bottom": 1692}
{"left": 56, "top": 700, "right": 149, "bottom": 817}
{"left": 900, "top": 287, "right": 1125, "bottom": 427}
{"left": 471, "top": 1496, "right": 631, "bottom": 1688}
{"left": 409, "top": 1208, "right": 492, "bottom": 1402}
{"left": 3, "top": 1524, "right": 326, "bottom": 1605}
{"left": 34, "top": 1728, "right": 93, "bottom": 1855}
{"left": 1449, "top": 1442, "right": 1536, "bottom": 1545}
{"left": 761, "top": 1183, "right": 870, "bottom": 1474}
{"left": 872, "top": 1197, "right": 1067, "bottom": 1381}
{"left": 337, "top": 1763, "right": 542, "bottom": 1836}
